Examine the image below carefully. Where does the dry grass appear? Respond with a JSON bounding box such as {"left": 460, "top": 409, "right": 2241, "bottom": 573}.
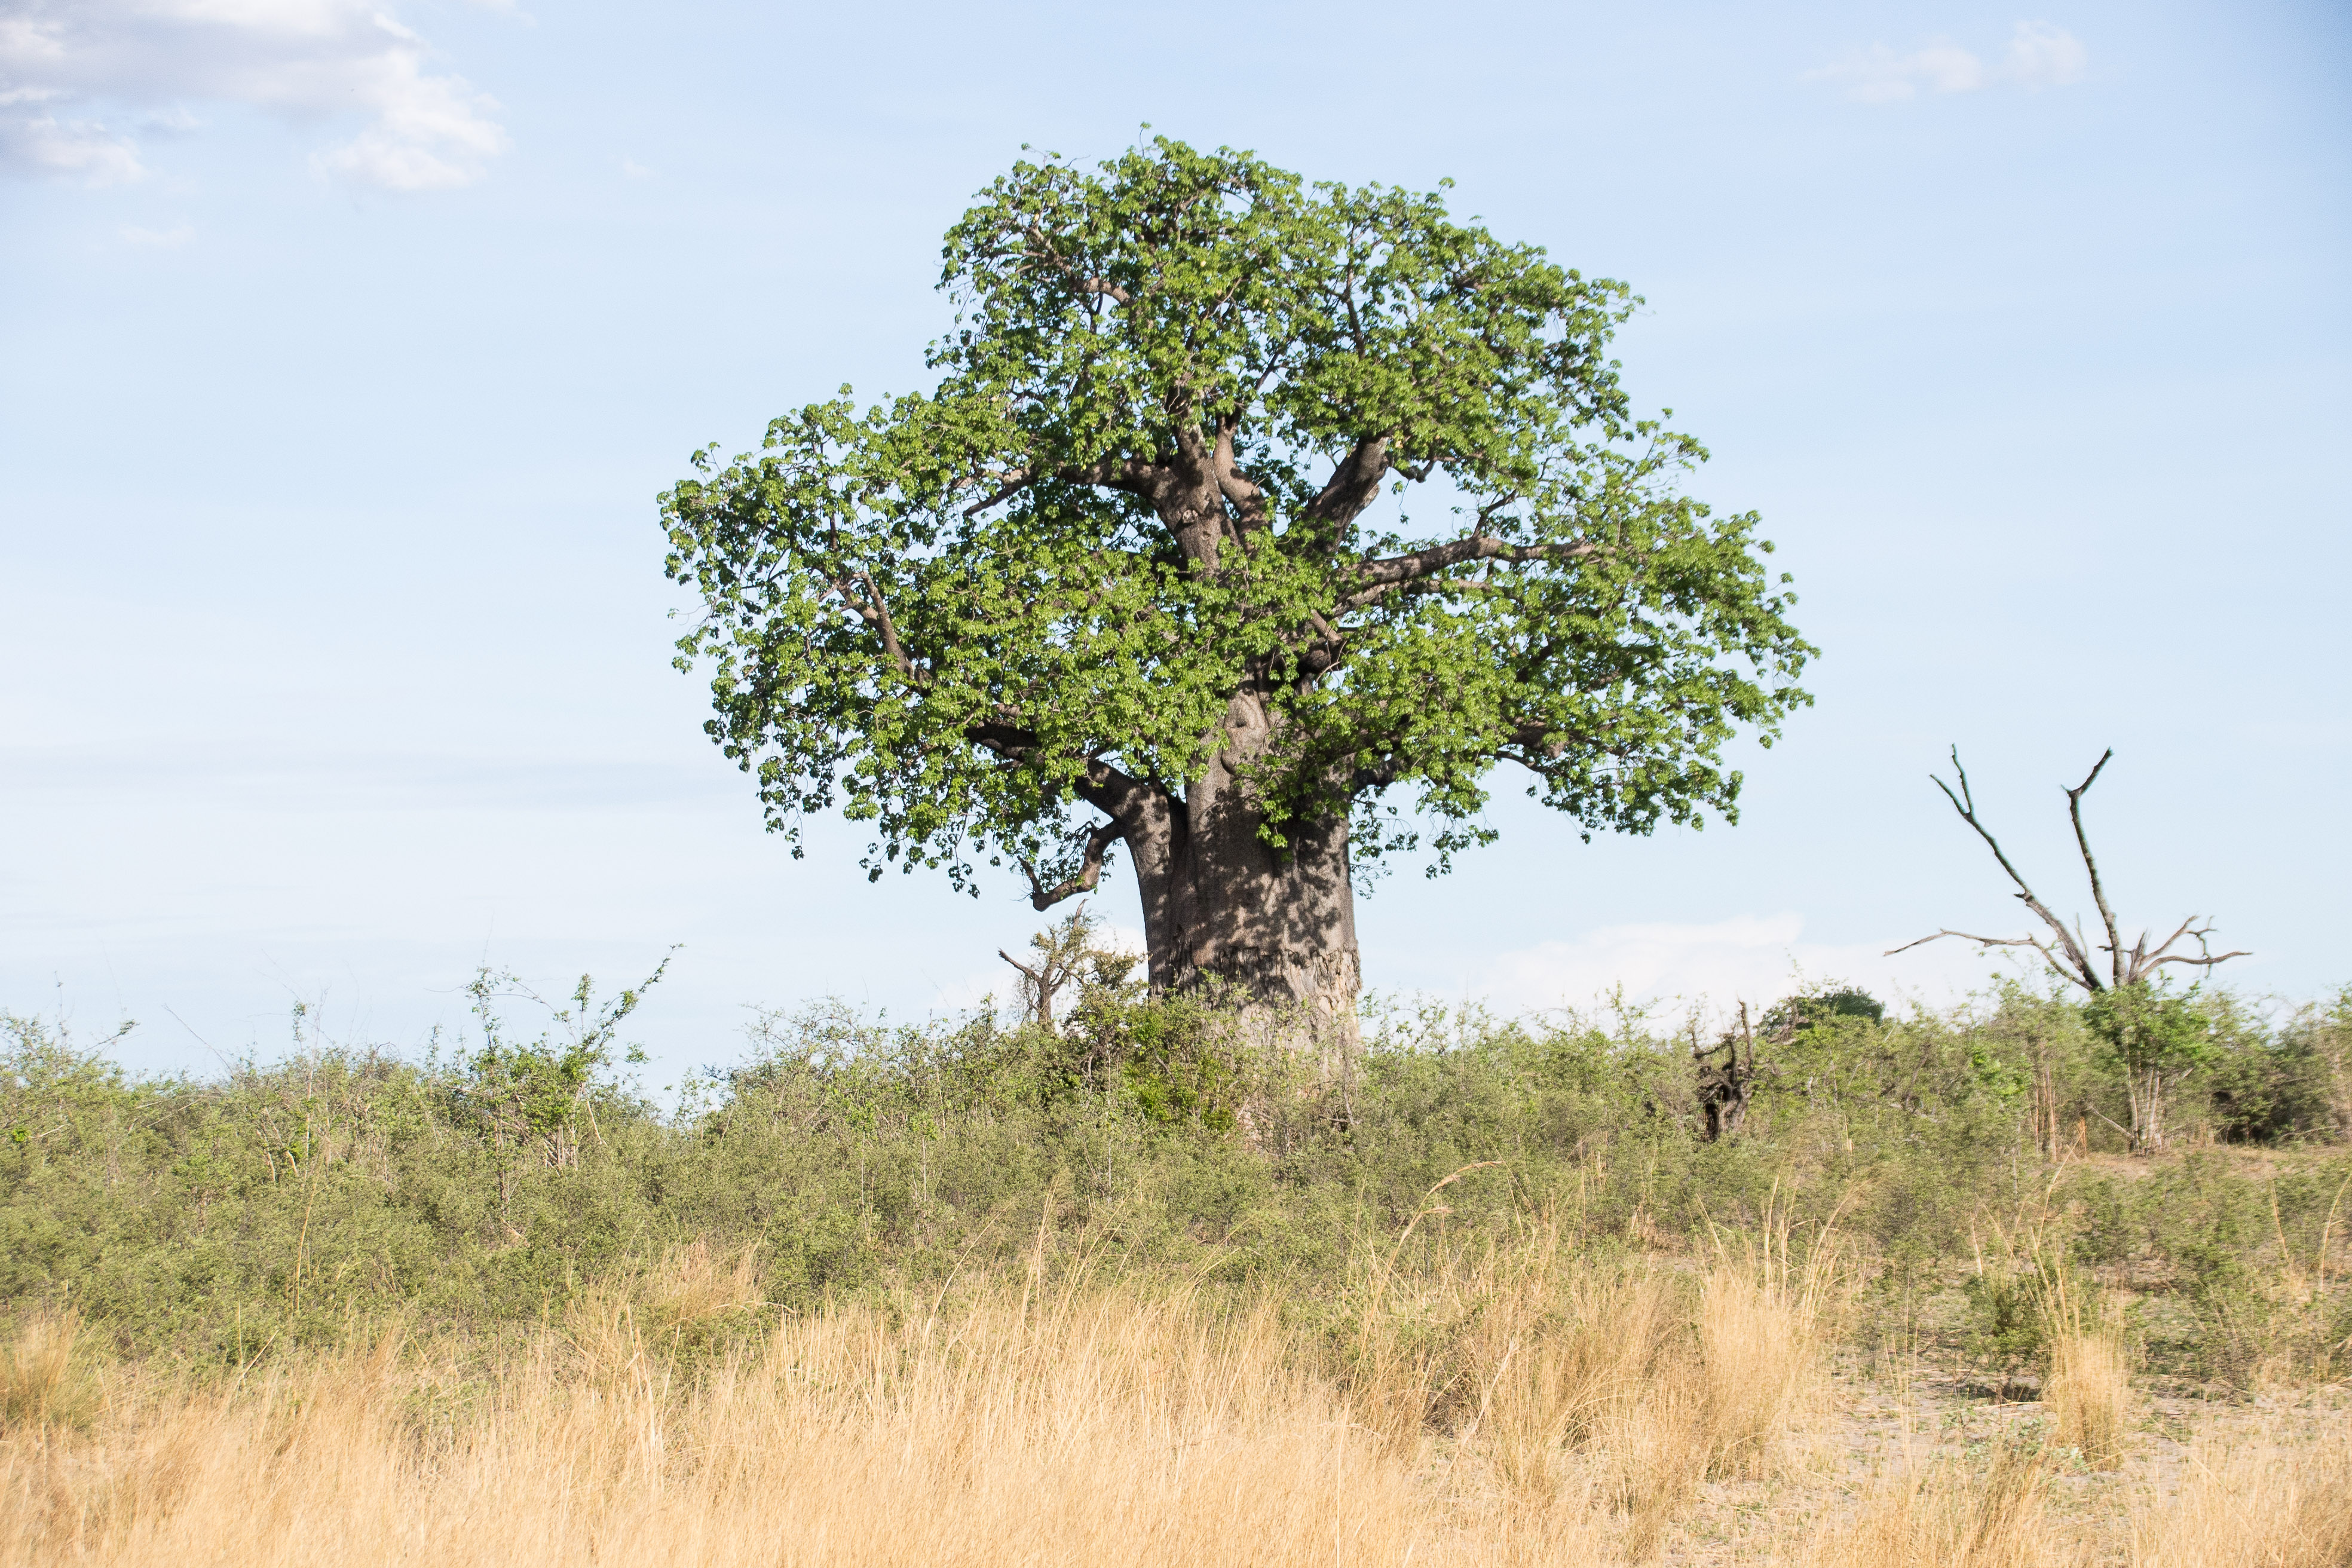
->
{"left": 1344, "top": 1183, "right": 1835, "bottom": 1560}
{"left": 1, "top": 1283, "right": 1493, "bottom": 1568}
{"left": 0, "top": 1311, "right": 82, "bottom": 1431}
{"left": 1805, "top": 1442, "right": 2067, "bottom": 1568}
{"left": 0, "top": 1235, "right": 2341, "bottom": 1567}
{"left": 2038, "top": 1261, "right": 2132, "bottom": 1469}
{"left": 2131, "top": 1428, "right": 2352, "bottom": 1568}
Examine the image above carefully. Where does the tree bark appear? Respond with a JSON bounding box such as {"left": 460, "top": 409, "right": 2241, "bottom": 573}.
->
{"left": 1116, "top": 684, "right": 1362, "bottom": 1058}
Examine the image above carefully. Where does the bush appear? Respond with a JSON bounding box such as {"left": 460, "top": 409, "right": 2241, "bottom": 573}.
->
{"left": 2, "top": 974, "right": 2345, "bottom": 1386}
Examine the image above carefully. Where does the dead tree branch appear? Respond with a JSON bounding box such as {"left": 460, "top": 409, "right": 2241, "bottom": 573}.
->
{"left": 1888, "top": 747, "right": 2249, "bottom": 992}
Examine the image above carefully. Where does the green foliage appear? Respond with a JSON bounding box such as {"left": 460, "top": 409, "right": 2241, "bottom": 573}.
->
{"left": 3, "top": 977, "right": 2344, "bottom": 1391}
{"left": 1762, "top": 985, "right": 1885, "bottom": 1033}
{"left": 2204, "top": 991, "right": 2348, "bottom": 1144}
{"left": 1962, "top": 1263, "right": 2047, "bottom": 1370}
{"left": 438, "top": 958, "right": 670, "bottom": 1174}
{"left": 2084, "top": 981, "right": 2212, "bottom": 1085}
{"left": 660, "top": 137, "right": 1811, "bottom": 895}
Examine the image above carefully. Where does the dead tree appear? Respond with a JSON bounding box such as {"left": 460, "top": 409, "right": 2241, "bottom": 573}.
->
{"left": 1889, "top": 747, "right": 2249, "bottom": 1149}
{"left": 1693, "top": 1003, "right": 1763, "bottom": 1141}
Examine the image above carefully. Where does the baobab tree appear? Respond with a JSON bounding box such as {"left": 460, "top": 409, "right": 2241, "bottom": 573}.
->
{"left": 1891, "top": 748, "right": 2249, "bottom": 1149}
{"left": 662, "top": 139, "right": 1812, "bottom": 1043}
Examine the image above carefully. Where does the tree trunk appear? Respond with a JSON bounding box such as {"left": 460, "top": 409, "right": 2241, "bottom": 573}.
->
{"left": 2128, "top": 1066, "right": 2166, "bottom": 1153}
{"left": 1119, "top": 685, "right": 1362, "bottom": 1059}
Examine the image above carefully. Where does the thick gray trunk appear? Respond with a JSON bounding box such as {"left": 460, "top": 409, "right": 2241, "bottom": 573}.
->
{"left": 1119, "top": 686, "right": 1361, "bottom": 1053}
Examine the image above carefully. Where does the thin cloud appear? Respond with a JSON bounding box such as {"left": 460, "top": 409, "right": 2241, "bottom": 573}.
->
{"left": 121, "top": 222, "right": 194, "bottom": 247}
{"left": 1472, "top": 911, "right": 1984, "bottom": 1017}
{"left": 1808, "top": 20, "right": 2087, "bottom": 104}
{"left": 2002, "top": 20, "right": 2088, "bottom": 88}
{"left": 0, "top": 94, "right": 143, "bottom": 182}
{"left": 0, "top": 0, "right": 508, "bottom": 190}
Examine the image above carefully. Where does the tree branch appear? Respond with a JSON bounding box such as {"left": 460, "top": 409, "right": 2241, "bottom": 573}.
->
{"left": 856, "top": 569, "right": 917, "bottom": 682}
{"left": 1020, "top": 819, "right": 1122, "bottom": 910}
{"left": 1300, "top": 435, "right": 1391, "bottom": 533}
{"left": 1055, "top": 455, "right": 1166, "bottom": 497}
{"left": 1212, "top": 416, "right": 1268, "bottom": 533}
{"left": 1493, "top": 719, "right": 1618, "bottom": 775}
{"left": 1927, "top": 747, "right": 2102, "bottom": 990}
{"left": 1341, "top": 536, "right": 1601, "bottom": 610}
{"left": 2118, "top": 916, "right": 2249, "bottom": 983}
{"left": 962, "top": 468, "right": 1033, "bottom": 519}
{"left": 2063, "top": 749, "right": 2127, "bottom": 988}
{"left": 1900, "top": 749, "right": 2251, "bottom": 995}
{"left": 1013, "top": 223, "right": 1133, "bottom": 307}
{"left": 2139, "top": 947, "right": 2252, "bottom": 976}
{"left": 1885, "top": 929, "right": 2060, "bottom": 963}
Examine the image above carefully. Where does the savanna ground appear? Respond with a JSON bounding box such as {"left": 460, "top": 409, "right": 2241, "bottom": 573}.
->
{"left": 3, "top": 966, "right": 2349, "bottom": 1564}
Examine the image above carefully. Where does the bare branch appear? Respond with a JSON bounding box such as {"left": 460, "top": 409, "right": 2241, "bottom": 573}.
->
{"left": 1079, "top": 277, "right": 1131, "bottom": 306}
{"left": 2142, "top": 947, "right": 2252, "bottom": 975}
{"left": 1885, "top": 929, "right": 2057, "bottom": 960}
{"left": 1021, "top": 820, "right": 1122, "bottom": 911}
{"left": 2116, "top": 915, "right": 2250, "bottom": 984}
{"left": 1899, "top": 748, "right": 2250, "bottom": 997}
{"left": 2064, "top": 748, "right": 2126, "bottom": 988}
{"left": 1300, "top": 435, "right": 1391, "bottom": 532}
{"left": 2127, "top": 915, "right": 2197, "bottom": 973}
{"left": 1927, "top": 748, "right": 2102, "bottom": 990}
{"left": 1055, "top": 455, "right": 1166, "bottom": 497}
{"left": 1211, "top": 416, "right": 1268, "bottom": 533}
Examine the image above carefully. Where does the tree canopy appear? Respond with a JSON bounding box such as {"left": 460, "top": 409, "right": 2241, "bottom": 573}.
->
{"left": 662, "top": 137, "right": 1812, "bottom": 950}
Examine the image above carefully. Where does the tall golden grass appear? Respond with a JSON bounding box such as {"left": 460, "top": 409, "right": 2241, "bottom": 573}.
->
{"left": 0, "top": 1309, "right": 79, "bottom": 1431}
{"left": 0, "top": 1231, "right": 2341, "bottom": 1566}
{"left": 2, "top": 1284, "right": 1478, "bottom": 1567}
{"left": 1805, "top": 1441, "right": 2063, "bottom": 1568}
{"left": 2130, "top": 1428, "right": 2352, "bottom": 1568}
{"left": 2036, "top": 1260, "right": 2132, "bottom": 1469}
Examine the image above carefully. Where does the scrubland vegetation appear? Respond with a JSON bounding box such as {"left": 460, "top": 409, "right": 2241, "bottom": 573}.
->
{"left": 3, "top": 966, "right": 2348, "bottom": 1563}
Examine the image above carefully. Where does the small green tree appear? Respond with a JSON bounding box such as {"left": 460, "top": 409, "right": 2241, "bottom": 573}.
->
{"left": 2081, "top": 981, "right": 2210, "bottom": 1152}
{"left": 997, "top": 902, "right": 1134, "bottom": 1033}
{"left": 440, "top": 958, "right": 669, "bottom": 1212}
{"left": 1891, "top": 748, "right": 2247, "bottom": 1150}
{"left": 662, "top": 138, "right": 1813, "bottom": 1039}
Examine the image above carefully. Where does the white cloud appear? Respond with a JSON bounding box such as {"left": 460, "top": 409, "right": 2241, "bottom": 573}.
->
{"left": 0, "top": 99, "right": 143, "bottom": 182}
{"left": 0, "top": 0, "right": 507, "bottom": 189}
{"left": 2002, "top": 20, "right": 2088, "bottom": 88}
{"left": 1468, "top": 911, "right": 1990, "bottom": 1021}
{"left": 1809, "top": 21, "right": 2087, "bottom": 104}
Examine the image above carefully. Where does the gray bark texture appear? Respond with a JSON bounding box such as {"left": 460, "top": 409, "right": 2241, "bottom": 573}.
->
{"left": 1075, "top": 684, "right": 1362, "bottom": 1057}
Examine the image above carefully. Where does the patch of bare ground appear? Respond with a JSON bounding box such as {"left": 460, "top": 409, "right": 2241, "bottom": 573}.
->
{"left": 1636, "top": 1358, "right": 2349, "bottom": 1566}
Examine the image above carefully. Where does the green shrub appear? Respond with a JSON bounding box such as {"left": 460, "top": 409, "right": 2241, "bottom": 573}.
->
{"left": 3, "top": 975, "right": 2345, "bottom": 1383}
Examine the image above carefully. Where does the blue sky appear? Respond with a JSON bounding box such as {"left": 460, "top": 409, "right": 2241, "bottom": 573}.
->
{"left": 4, "top": 0, "right": 2347, "bottom": 1079}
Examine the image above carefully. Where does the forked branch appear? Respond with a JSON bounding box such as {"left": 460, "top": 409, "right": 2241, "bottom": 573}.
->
{"left": 1888, "top": 748, "right": 2249, "bottom": 993}
{"left": 1021, "top": 819, "right": 1122, "bottom": 911}
{"left": 2066, "top": 750, "right": 2126, "bottom": 987}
